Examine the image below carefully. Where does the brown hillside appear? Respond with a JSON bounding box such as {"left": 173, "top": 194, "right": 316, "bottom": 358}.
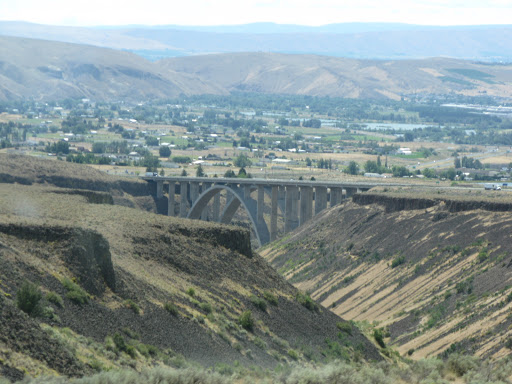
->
{"left": 261, "top": 188, "right": 512, "bottom": 359}
{"left": 0, "top": 36, "right": 225, "bottom": 101}
{"left": 1, "top": 35, "right": 512, "bottom": 101}
{"left": 0, "top": 154, "right": 381, "bottom": 381}
{"left": 159, "top": 53, "right": 512, "bottom": 99}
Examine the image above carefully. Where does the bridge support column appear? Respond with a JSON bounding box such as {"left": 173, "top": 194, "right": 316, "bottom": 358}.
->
{"left": 330, "top": 187, "right": 342, "bottom": 207}
{"left": 179, "top": 182, "right": 188, "bottom": 217}
{"left": 189, "top": 182, "right": 200, "bottom": 219}
{"left": 190, "top": 182, "right": 200, "bottom": 203}
{"left": 300, "top": 186, "right": 313, "bottom": 225}
{"left": 271, "top": 186, "right": 278, "bottom": 241}
{"left": 213, "top": 192, "right": 221, "bottom": 222}
{"left": 257, "top": 186, "right": 265, "bottom": 224}
{"left": 244, "top": 185, "right": 252, "bottom": 201}
{"left": 156, "top": 180, "right": 164, "bottom": 199}
{"left": 285, "top": 186, "right": 299, "bottom": 233}
{"left": 201, "top": 182, "right": 212, "bottom": 220}
{"left": 315, "top": 186, "right": 327, "bottom": 215}
{"left": 168, "top": 181, "right": 175, "bottom": 216}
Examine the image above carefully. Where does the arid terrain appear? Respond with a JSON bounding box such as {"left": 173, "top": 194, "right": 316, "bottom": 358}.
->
{"left": 0, "top": 154, "right": 381, "bottom": 382}
{"left": 262, "top": 187, "right": 512, "bottom": 359}
{"left": 1, "top": 35, "right": 512, "bottom": 101}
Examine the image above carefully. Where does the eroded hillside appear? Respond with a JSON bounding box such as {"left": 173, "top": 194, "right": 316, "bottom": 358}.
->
{"left": 261, "top": 189, "right": 512, "bottom": 359}
{"left": 0, "top": 155, "right": 381, "bottom": 382}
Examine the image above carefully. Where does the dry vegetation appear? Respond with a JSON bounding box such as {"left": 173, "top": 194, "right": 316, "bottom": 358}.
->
{"left": 0, "top": 154, "right": 380, "bottom": 382}
{"left": 262, "top": 187, "right": 512, "bottom": 361}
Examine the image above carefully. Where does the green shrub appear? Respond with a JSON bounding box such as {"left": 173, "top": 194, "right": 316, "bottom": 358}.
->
{"left": 112, "top": 332, "right": 136, "bottom": 358}
{"left": 200, "top": 302, "right": 213, "bottom": 314}
{"left": 296, "top": 292, "right": 318, "bottom": 311}
{"left": 288, "top": 349, "right": 299, "bottom": 360}
{"left": 446, "top": 354, "right": 478, "bottom": 377}
{"left": 124, "top": 299, "right": 141, "bottom": 314}
{"left": 391, "top": 255, "right": 405, "bottom": 268}
{"left": 250, "top": 295, "right": 267, "bottom": 312}
{"left": 164, "top": 302, "right": 179, "bottom": 316}
{"left": 122, "top": 327, "right": 140, "bottom": 340}
{"left": 336, "top": 321, "right": 353, "bottom": 335}
{"left": 373, "top": 328, "right": 386, "bottom": 348}
{"left": 16, "top": 281, "right": 42, "bottom": 317}
{"left": 186, "top": 287, "right": 196, "bottom": 297}
{"left": 113, "top": 332, "right": 127, "bottom": 351}
{"left": 253, "top": 337, "right": 267, "bottom": 350}
{"left": 135, "top": 342, "right": 159, "bottom": 358}
{"left": 477, "top": 248, "right": 489, "bottom": 263}
{"left": 263, "top": 291, "right": 278, "bottom": 306}
{"left": 46, "top": 291, "right": 64, "bottom": 308}
{"left": 61, "top": 278, "right": 89, "bottom": 305}
{"left": 239, "top": 310, "right": 254, "bottom": 331}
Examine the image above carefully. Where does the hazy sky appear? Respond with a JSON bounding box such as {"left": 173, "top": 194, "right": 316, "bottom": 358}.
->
{"left": 0, "top": 0, "right": 511, "bottom": 27}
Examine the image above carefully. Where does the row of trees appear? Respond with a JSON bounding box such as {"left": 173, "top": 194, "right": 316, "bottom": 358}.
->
{"left": 454, "top": 156, "right": 483, "bottom": 169}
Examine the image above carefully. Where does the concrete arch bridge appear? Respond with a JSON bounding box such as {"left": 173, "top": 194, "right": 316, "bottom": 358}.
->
{"left": 143, "top": 176, "right": 396, "bottom": 247}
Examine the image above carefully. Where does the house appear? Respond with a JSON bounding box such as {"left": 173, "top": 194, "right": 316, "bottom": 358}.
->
{"left": 397, "top": 147, "right": 412, "bottom": 155}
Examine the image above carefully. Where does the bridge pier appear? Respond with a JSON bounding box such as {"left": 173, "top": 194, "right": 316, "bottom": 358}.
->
{"left": 315, "top": 186, "right": 327, "bottom": 215}
{"left": 257, "top": 186, "right": 265, "bottom": 225}
{"left": 190, "top": 182, "right": 200, "bottom": 204}
{"left": 330, "top": 187, "right": 343, "bottom": 207}
{"left": 180, "top": 181, "right": 188, "bottom": 217}
{"left": 270, "top": 186, "right": 278, "bottom": 241}
{"left": 213, "top": 192, "right": 221, "bottom": 222}
{"left": 300, "top": 186, "right": 313, "bottom": 225}
{"left": 156, "top": 180, "right": 164, "bottom": 199}
{"left": 285, "top": 185, "right": 299, "bottom": 233}
{"left": 201, "top": 182, "right": 213, "bottom": 220}
{"left": 168, "top": 181, "right": 175, "bottom": 216}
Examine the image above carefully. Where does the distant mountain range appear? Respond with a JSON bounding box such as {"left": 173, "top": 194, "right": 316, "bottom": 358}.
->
{"left": 1, "top": 21, "right": 512, "bottom": 61}
{"left": 1, "top": 35, "right": 512, "bottom": 102}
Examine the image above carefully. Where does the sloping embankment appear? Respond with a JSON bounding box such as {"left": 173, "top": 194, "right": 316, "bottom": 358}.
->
{"left": 262, "top": 191, "right": 512, "bottom": 359}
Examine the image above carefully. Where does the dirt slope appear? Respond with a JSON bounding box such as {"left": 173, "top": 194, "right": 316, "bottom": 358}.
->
{"left": 0, "top": 154, "right": 381, "bottom": 382}
{"left": 1, "top": 35, "right": 512, "bottom": 101}
{"left": 0, "top": 36, "right": 225, "bottom": 101}
{"left": 158, "top": 53, "right": 512, "bottom": 99}
{"left": 261, "top": 189, "right": 512, "bottom": 359}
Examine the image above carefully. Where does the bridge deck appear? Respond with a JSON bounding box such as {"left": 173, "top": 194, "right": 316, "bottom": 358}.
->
{"left": 141, "top": 175, "right": 410, "bottom": 189}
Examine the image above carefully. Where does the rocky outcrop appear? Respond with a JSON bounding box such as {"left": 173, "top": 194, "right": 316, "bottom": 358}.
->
{"left": 353, "top": 193, "right": 512, "bottom": 213}
{"left": 353, "top": 193, "right": 437, "bottom": 212}
{"left": 174, "top": 225, "right": 253, "bottom": 258}
{"left": 51, "top": 189, "right": 114, "bottom": 205}
{"left": 0, "top": 224, "right": 115, "bottom": 295}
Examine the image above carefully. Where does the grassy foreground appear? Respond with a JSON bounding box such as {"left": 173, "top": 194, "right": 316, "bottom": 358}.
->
{"left": 2, "top": 355, "right": 512, "bottom": 384}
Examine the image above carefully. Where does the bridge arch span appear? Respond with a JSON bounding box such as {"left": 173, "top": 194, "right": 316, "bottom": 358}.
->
{"left": 187, "top": 185, "right": 270, "bottom": 247}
